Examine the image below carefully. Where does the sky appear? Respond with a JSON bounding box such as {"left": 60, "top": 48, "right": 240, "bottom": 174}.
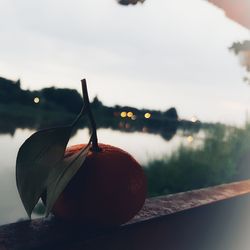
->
{"left": 0, "top": 0, "right": 249, "bottom": 125}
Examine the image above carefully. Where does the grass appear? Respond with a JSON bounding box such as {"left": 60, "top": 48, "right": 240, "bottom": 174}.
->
{"left": 144, "top": 124, "right": 250, "bottom": 197}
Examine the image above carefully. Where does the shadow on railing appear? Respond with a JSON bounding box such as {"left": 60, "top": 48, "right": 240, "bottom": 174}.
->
{"left": 0, "top": 180, "right": 250, "bottom": 250}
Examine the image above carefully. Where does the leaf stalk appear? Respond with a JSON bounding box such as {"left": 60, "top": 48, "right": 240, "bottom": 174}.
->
{"left": 81, "top": 79, "right": 101, "bottom": 152}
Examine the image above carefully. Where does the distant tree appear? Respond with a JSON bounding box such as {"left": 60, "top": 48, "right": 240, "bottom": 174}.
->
{"left": 118, "top": 0, "right": 145, "bottom": 6}
{"left": 230, "top": 41, "right": 250, "bottom": 55}
{"left": 0, "top": 77, "right": 31, "bottom": 104}
{"left": 230, "top": 40, "right": 250, "bottom": 83}
{"left": 164, "top": 107, "right": 178, "bottom": 120}
{"left": 41, "top": 87, "right": 82, "bottom": 114}
{"left": 91, "top": 96, "right": 103, "bottom": 109}
{"left": 0, "top": 77, "right": 20, "bottom": 90}
{"left": 16, "top": 79, "right": 21, "bottom": 88}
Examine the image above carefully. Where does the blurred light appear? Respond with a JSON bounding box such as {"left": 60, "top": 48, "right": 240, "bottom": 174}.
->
{"left": 127, "top": 111, "right": 133, "bottom": 118}
{"left": 125, "top": 123, "right": 130, "bottom": 129}
{"left": 187, "top": 136, "right": 194, "bottom": 143}
{"left": 118, "top": 122, "right": 124, "bottom": 128}
{"left": 131, "top": 115, "right": 137, "bottom": 120}
{"left": 144, "top": 112, "right": 151, "bottom": 119}
{"left": 191, "top": 116, "right": 198, "bottom": 123}
{"left": 34, "top": 97, "right": 40, "bottom": 104}
{"left": 120, "top": 111, "right": 127, "bottom": 118}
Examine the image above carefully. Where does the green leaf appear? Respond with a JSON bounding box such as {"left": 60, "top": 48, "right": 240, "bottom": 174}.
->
{"left": 15, "top": 83, "right": 93, "bottom": 218}
{"left": 45, "top": 141, "right": 92, "bottom": 216}
{"left": 16, "top": 126, "right": 72, "bottom": 217}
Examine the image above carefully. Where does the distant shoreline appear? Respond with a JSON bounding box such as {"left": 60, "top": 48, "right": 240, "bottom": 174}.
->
{"left": 0, "top": 76, "right": 224, "bottom": 140}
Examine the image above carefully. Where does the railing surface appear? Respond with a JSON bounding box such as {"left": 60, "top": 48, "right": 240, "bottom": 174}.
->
{"left": 0, "top": 180, "right": 250, "bottom": 250}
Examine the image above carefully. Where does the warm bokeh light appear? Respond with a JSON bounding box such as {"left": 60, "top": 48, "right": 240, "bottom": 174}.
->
{"left": 191, "top": 116, "right": 198, "bottom": 123}
{"left": 144, "top": 113, "right": 151, "bottom": 119}
{"left": 187, "top": 136, "right": 194, "bottom": 143}
{"left": 120, "top": 111, "right": 127, "bottom": 118}
{"left": 127, "top": 111, "right": 133, "bottom": 118}
{"left": 33, "top": 97, "right": 40, "bottom": 104}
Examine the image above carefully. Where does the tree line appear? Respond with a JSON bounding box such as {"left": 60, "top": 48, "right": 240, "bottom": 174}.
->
{"left": 0, "top": 76, "right": 178, "bottom": 121}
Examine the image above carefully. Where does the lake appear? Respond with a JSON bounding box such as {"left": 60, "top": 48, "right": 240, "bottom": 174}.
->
{"left": 1, "top": 122, "right": 249, "bottom": 226}
{"left": 0, "top": 126, "right": 201, "bottom": 226}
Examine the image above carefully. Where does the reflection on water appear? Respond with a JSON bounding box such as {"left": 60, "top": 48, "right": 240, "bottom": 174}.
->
{"left": 0, "top": 130, "right": 33, "bottom": 225}
{"left": 0, "top": 110, "right": 201, "bottom": 143}
{"left": 69, "top": 128, "right": 203, "bottom": 165}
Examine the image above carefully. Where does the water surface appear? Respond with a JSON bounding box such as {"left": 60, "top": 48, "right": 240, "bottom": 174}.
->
{"left": 0, "top": 127, "right": 196, "bottom": 225}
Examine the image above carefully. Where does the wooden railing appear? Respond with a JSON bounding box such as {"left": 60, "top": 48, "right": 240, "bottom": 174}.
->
{"left": 0, "top": 180, "right": 250, "bottom": 250}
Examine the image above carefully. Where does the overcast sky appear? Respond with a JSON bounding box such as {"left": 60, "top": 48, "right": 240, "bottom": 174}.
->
{"left": 0, "top": 0, "right": 249, "bottom": 125}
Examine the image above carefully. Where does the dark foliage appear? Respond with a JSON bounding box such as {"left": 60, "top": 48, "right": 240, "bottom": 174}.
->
{"left": 145, "top": 124, "right": 250, "bottom": 197}
{"left": 118, "top": 0, "right": 145, "bottom": 6}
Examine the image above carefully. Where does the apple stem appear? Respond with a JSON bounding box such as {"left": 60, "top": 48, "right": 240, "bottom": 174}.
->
{"left": 81, "top": 79, "right": 101, "bottom": 152}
